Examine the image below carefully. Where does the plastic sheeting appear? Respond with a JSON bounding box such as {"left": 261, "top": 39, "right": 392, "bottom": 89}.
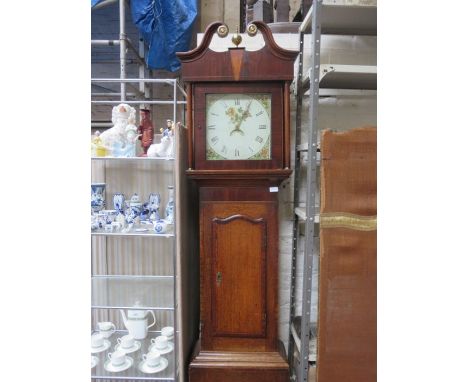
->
{"left": 131, "top": 0, "right": 197, "bottom": 72}
{"left": 91, "top": 0, "right": 105, "bottom": 7}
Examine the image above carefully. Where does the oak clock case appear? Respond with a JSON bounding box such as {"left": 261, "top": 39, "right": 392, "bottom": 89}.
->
{"left": 177, "top": 21, "right": 297, "bottom": 382}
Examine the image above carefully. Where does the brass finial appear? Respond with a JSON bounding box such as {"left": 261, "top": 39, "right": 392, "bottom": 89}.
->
{"left": 247, "top": 23, "right": 258, "bottom": 37}
{"left": 231, "top": 26, "right": 242, "bottom": 47}
{"left": 217, "top": 24, "right": 229, "bottom": 38}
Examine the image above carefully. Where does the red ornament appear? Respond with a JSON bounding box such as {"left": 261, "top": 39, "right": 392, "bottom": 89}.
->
{"left": 138, "top": 109, "right": 154, "bottom": 156}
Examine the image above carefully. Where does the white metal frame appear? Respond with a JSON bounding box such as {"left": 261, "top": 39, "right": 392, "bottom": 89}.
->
{"left": 90, "top": 78, "right": 186, "bottom": 381}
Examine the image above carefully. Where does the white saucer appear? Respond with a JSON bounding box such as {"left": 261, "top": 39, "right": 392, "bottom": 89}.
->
{"left": 91, "top": 339, "right": 111, "bottom": 353}
{"left": 114, "top": 341, "right": 141, "bottom": 354}
{"left": 148, "top": 341, "right": 174, "bottom": 355}
{"left": 104, "top": 356, "right": 133, "bottom": 372}
{"left": 138, "top": 357, "right": 169, "bottom": 374}
{"left": 91, "top": 356, "right": 99, "bottom": 368}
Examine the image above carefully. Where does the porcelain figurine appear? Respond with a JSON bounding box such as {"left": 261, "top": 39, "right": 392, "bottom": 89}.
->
{"left": 91, "top": 183, "right": 106, "bottom": 213}
{"left": 162, "top": 120, "right": 175, "bottom": 158}
{"left": 123, "top": 206, "right": 138, "bottom": 231}
{"left": 138, "top": 109, "right": 154, "bottom": 156}
{"left": 147, "top": 119, "right": 174, "bottom": 158}
{"left": 99, "top": 104, "right": 137, "bottom": 157}
{"left": 148, "top": 193, "right": 161, "bottom": 222}
{"left": 91, "top": 131, "right": 108, "bottom": 157}
{"left": 165, "top": 186, "right": 174, "bottom": 224}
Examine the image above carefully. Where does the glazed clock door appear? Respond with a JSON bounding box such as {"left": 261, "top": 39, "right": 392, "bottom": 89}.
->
{"left": 193, "top": 82, "right": 284, "bottom": 171}
{"left": 206, "top": 93, "right": 272, "bottom": 160}
{"left": 199, "top": 187, "right": 278, "bottom": 352}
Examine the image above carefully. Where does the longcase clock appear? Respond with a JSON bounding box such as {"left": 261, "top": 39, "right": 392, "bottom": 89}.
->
{"left": 177, "top": 21, "right": 298, "bottom": 382}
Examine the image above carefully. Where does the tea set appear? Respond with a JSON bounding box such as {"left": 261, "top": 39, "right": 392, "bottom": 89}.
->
{"left": 91, "top": 185, "right": 174, "bottom": 234}
{"left": 91, "top": 309, "right": 174, "bottom": 374}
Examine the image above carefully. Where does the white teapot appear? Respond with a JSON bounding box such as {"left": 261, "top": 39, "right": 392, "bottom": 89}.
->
{"left": 120, "top": 308, "right": 156, "bottom": 340}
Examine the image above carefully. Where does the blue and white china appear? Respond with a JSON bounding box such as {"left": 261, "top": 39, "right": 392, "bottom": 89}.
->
{"left": 140, "top": 202, "right": 150, "bottom": 221}
{"left": 153, "top": 219, "right": 169, "bottom": 234}
{"left": 129, "top": 193, "right": 141, "bottom": 206}
{"left": 148, "top": 193, "right": 161, "bottom": 222}
{"left": 91, "top": 183, "right": 106, "bottom": 213}
{"left": 113, "top": 193, "right": 125, "bottom": 213}
{"left": 102, "top": 209, "right": 118, "bottom": 224}
{"left": 111, "top": 221, "right": 122, "bottom": 231}
{"left": 165, "top": 186, "right": 174, "bottom": 224}
{"left": 91, "top": 215, "right": 99, "bottom": 231}
{"left": 96, "top": 212, "right": 108, "bottom": 228}
{"left": 124, "top": 206, "right": 139, "bottom": 226}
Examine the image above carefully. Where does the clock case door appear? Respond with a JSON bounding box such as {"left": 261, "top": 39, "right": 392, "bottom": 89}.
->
{"left": 199, "top": 187, "right": 279, "bottom": 352}
{"left": 193, "top": 82, "right": 284, "bottom": 171}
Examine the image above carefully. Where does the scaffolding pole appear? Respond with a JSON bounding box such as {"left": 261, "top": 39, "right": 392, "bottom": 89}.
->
{"left": 119, "top": 0, "right": 127, "bottom": 101}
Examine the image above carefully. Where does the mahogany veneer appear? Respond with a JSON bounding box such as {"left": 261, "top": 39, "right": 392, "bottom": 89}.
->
{"left": 177, "top": 21, "right": 297, "bottom": 381}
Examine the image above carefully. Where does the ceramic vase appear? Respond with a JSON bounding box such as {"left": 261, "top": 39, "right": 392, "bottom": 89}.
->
{"left": 91, "top": 183, "right": 106, "bottom": 213}
{"left": 113, "top": 193, "right": 125, "bottom": 213}
{"left": 165, "top": 186, "right": 174, "bottom": 224}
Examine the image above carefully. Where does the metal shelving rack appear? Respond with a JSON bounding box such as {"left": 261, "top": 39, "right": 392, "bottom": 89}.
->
{"left": 91, "top": 78, "right": 186, "bottom": 382}
{"left": 288, "top": 1, "right": 377, "bottom": 381}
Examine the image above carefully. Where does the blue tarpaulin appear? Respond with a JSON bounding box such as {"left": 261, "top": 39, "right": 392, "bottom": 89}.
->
{"left": 92, "top": 0, "right": 197, "bottom": 72}
{"left": 131, "top": 0, "right": 197, "bottom": 72}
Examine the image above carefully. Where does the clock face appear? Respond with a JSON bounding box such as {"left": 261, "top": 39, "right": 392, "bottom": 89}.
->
{"left": 206, "top": 93, "right": 272, "bottom": 160}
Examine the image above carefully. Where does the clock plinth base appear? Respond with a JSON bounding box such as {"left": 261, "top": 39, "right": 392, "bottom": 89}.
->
{"left": 189, "top": 348, "right": 289, "bottom": 382}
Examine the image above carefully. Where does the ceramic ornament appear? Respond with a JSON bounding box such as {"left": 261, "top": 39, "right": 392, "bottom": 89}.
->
{"left": 138, "top": 109, "right": 154, "bottom": 156}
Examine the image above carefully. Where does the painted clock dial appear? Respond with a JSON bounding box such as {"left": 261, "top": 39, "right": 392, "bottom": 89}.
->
{"left": 206, "top": 93, "right": 272, "bottom": 160}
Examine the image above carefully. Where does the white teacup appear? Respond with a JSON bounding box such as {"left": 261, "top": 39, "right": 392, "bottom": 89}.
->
{"left": 108, "top": 350, "right": 126, "bottom": 367}
{"left": 151, "top": 335, "right": 168, "bottom": 350}
{"left": 161, "top": 326, "right": 174, "bottom": 340}
{"left": 97, "top": 322, "right": 116, "bottom": 338}
{"left": 117, "top": 334, "right": 135, "bottom": 349}
{"left": 91, "top": 333, "right": 104, "bottom": 349}
{"left": 143, "top": 350, "right": 161, "bottom": 367}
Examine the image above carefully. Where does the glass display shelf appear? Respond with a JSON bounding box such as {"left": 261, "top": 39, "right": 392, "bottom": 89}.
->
{"left": 92, "top": 276, "right": 174, "bottom": 310}
{"left": 91, "top": 156, "right": 174, "bottom": 161}
{"left": 91, "top": 229, "right": 174, "bottom": 238}
{"left": 91, "top": 331, "right": 176, "bottom": 381}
